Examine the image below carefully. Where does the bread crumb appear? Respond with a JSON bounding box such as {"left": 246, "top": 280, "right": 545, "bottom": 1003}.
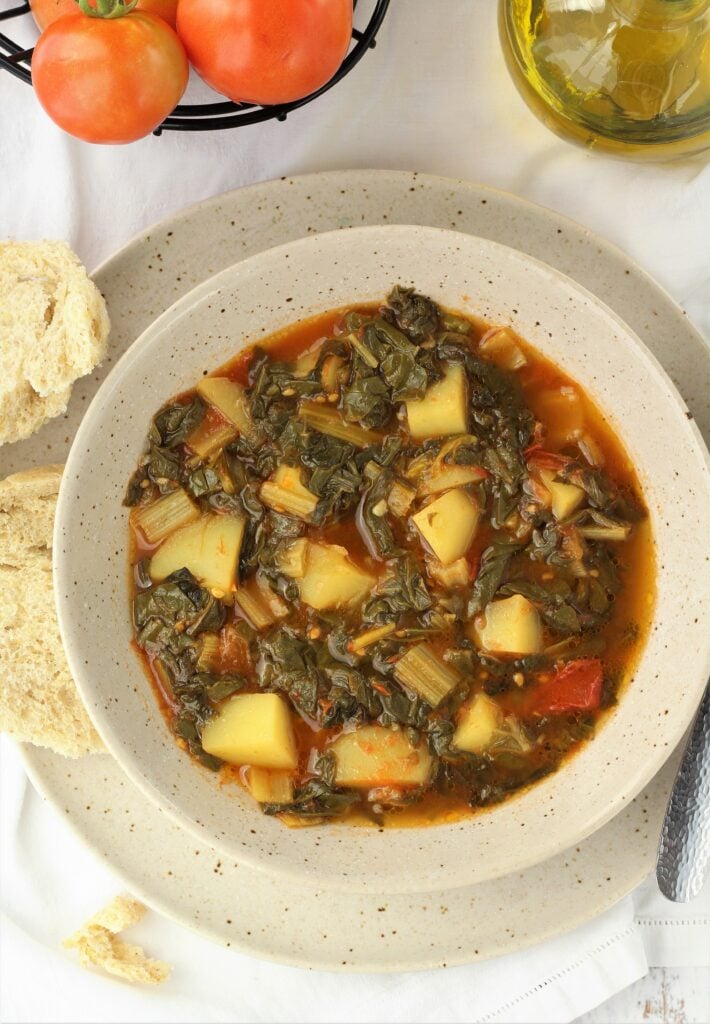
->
{"left": 64, "top": 895, "right": 171, "bottom": 986}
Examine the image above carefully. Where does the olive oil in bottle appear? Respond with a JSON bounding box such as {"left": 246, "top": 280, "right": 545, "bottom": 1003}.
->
{"left": 499, "top": 0, "right": 710, "bottom": 159}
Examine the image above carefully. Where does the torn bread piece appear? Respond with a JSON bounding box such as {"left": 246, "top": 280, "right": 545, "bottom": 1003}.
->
{"left": 64, "top": 895, "right": 171, "bottom": 986}
{"left": 0, "top": 240, "right": 110, "bottom": 445}
{"left": 0, "top": 464, "right": 103, "bottom": 757}
{"left": 0, "top": 463, "right": 64, "bottom": 566}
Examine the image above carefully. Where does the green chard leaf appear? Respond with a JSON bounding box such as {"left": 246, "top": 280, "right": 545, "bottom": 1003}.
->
{"left": 262, "top": 778, "right": 359, "bottom": 820}
{"left": 467, "top": 541, "right": 523, "bottom": 617}
{"left": 386, "top": 286, "right": 440, "bottom": 341}
{"left": 149, "top": 395, "right": 205, "bottom": 449}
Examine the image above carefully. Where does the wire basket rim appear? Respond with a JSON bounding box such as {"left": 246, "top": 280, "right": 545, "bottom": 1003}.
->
{"left": 0, "top": 0, "right": 390, "bottom": 133}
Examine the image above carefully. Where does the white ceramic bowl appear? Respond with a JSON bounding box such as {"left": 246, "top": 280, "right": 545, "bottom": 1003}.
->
{"left": 55, "top": 225, "right": 710, "bottom": 894}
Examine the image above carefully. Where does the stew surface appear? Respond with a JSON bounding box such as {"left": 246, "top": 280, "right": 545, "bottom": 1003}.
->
{"left": 126, "top": 288, "right": 654, "bottom": 828}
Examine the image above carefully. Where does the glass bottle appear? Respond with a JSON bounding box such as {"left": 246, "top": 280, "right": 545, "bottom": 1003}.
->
{"left": 499, "top": 0, "right": 710, "bottom": 159}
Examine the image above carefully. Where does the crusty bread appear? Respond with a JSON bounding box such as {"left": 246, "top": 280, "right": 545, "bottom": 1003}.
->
{"left": 0, "top": 463, "right": 64, "bottom": 566}
{"left": 0, "top": 464, "right": 103, "bottom": 757}
{"left": 0, "top": 241, "right": 110, "bottom": 445}
{"left": 64, "top": 895, "right": 171, "bottom": 986}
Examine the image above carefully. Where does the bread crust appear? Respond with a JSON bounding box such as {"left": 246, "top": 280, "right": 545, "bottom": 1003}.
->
{"left": 0, "top": 463, "right": 103, "bottom": 757}
{"left": 0, "top": 241, "right": 110, "bottom": 445}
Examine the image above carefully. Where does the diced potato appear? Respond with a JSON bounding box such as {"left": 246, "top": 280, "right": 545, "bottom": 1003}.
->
{"left": 201, "top": 693, "right": 298, "bottom": 769}
{"left": 471, "top": 594, "right": 543, "bottom": 656}
{"left": 426, "top": 556, "right": 471, "bottom": 589}
{"left": 540, "top": 470, "right": 585, "bottom": 520}
{"left": 406, "top": 362, "right": 468, "bottom": 440}
{"left": 197, "top": 377, "right": 253, "bottom": 435}
{"left": 453, "top": 693, "right": 503, "bottom": 754}
{"left": 187, "top": 419, "right": 238, "bottom": 461}
{"left": 297, "top": 541, "right": 376, "bottom": 610}
{"left": 131, "top": 488, "right": 199, "bottom": 544}
{"left": 479, "top": 327, "right": 527, "bottom": 370}
{"left": 150, "top": 514, "right": 245, "bottom": 593}
{"left": 412, "top": 488, "right": 480, "bottom": 565}
{"left": 260, "top": 465, "right": 318, "bottom": 521}
{"left": 418, "top": 462, "right": 487, "bottom": 497}
{"left": 331, "top": 725, "right": 433, "bottom": 788}
{"left": 530, "top": 387, "right": 584, "bottom": 447}
{"left": 276, "top": 538, "right": 309, "bottom": 579}
{"left": 247, "top": 767, "right": 295, "bottom": 804}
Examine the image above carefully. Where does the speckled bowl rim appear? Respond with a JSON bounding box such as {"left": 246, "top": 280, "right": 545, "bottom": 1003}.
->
{"left": 55, "top": 224, "right": 710, "bottom": 895}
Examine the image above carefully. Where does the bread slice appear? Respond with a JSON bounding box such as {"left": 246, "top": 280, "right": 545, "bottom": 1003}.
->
{"left": 0, "top": 464, "right": 103, "bottom": 757}
{"left": 0, "top": 463, "right": 64, "bottom": 566}
{"left": 64, "top": 895, "right": 171, "bottom": 985}
{"left": 0, "top": 241, "right": 110, "bottom": 445}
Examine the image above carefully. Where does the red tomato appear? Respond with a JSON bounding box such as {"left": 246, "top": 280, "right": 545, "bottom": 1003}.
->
{"left": 527, "top": 659, "right": 604, "bottom": 717}
{"left": 176, "top": 0, "right": 353, "bottom": 105}
{"left": 32, "top": 12, "right": 188, "bottom": 144}
{"left": 29, "top": 0, "right": 179, "bottom": 31}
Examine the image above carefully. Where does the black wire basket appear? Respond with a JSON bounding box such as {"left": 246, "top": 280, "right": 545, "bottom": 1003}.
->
{"left": 0, "top": 0, "right": 390, "bottom": 134}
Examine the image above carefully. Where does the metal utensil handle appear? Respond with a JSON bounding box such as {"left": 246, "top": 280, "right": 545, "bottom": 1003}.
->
{"left": 657, "top": 683, "right": 710, "bottom": 902}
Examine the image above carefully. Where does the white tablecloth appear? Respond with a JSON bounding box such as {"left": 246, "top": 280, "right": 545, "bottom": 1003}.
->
{"left": 1, "top": 2, "right": 709, "bottom": 1021}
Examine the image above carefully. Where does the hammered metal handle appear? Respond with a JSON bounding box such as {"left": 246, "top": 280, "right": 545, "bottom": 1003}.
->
{"left": 656, "top": 683, "right": 710, "bottom": 902}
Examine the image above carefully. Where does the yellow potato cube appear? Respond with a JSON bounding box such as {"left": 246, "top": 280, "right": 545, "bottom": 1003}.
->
{"left": 453, "top": 693, "right": 504, "bottom": 754}
{"left": 406, "top": 363, "right": 468, "bottom": 440}
{"left": 331, "top": 725, "right": 433, "bottom": 788}
{"left": 196, "top": 377, "right": 253, "bottom": 435}
{"left": 298, "top": 542, "right": 376, "bottom": 610}
{"left": 412, "top": 489, "right": 480, "bottom": 565}
{"left": 471, "top": 594, "right": 543, "bottom": 656}
{"left": 540, "top": 470, "right": 585, "bottom": 521}
{"left": 150, "top": 514, "right": 245, "bottom": 593}
{"left": 201, "top": 693, "right": 298, "bottom": 770}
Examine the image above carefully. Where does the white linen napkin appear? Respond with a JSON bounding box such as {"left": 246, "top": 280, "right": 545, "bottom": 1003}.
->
{"left": 0, "top": 737, "right": 658, "bottom": 1024}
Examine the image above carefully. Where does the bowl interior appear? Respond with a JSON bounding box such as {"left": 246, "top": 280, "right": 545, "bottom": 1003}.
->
{"left": 55, "top": 225, "right": 710, "bottom": 894}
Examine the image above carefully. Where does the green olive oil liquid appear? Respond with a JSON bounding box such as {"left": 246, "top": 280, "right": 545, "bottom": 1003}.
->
{"left": 500, "top": 0, "right": 710, "bottom": 158}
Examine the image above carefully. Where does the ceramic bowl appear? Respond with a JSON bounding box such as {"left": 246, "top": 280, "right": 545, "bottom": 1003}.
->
{"left": 55, "top": 225, "right": 710, "bottom": 894}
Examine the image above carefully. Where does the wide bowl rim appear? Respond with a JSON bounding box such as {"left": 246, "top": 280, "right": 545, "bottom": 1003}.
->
{"left": 55, "top": 223, "right": 710, "bottom": 894}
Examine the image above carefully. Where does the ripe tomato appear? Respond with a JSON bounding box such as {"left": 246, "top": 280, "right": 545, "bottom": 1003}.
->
{"left": 32, "top": 11, "right": 188, "bottom": 144}
{"left": 176, "top": 0, "right": 353, "bottom": 105}
{"left": 29, "top": 0, "right": 179, "bottom": 31}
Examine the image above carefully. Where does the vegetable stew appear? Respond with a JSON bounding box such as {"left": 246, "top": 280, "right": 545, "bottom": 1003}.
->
{"left": 125, "top": 287, "right": 655, "bottom": 828}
